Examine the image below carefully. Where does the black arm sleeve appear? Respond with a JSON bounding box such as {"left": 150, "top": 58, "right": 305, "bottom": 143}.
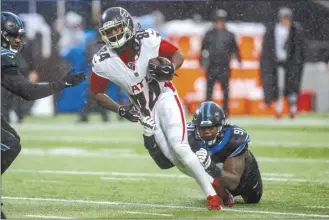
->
{"left": 230, "top": 33, "right": 241, "bottom": 62}
{"left": 1, "top": 66, "right": 65, "bottom": 101}
{"left": 143, "top": 135, "right": 174, "bottom": 170}
{"left": 199, "top": 31, "right": 211, "bottom": 67}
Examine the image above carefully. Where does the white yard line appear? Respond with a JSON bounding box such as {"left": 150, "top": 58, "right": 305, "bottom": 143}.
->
{"left": 12, "top": 169, "right": 326, "bottom": 183}
{"left": 252, "top": 141, "right": 329, "bottom": 148}
{"left": 4, "top": 196, "right": 329, "bottom": 218}
{"left": 305, "top": 206, "right": 329, "bottom": 209}
{"left": 100, "top": 176, "right": 145, "bottom": 181}
{"left": 261, "top": 173, "right": 295, "bottom": 177}
{"left": 22, "top": 136, "right": 140, "bottom": 144}
{"left": 257, "top": 157, "right": 329, "bottom": 164}
{"left": 12, "top": 117, "right": 329, "bottom": 131}
{"left": 21, "top": 148, "right": 134, "bottom": 157}
{"left": 24, "top": 180, "right": 63, "bottom": 184}
{"left": 13, "top": 123, "right": 141, "bottom": 131}
{"left": 125, "top": 211, "right": 173, "bottom": 217}
{"left": 20, "top": 136, "right": 329, "bottom": 148}
{"left": 11, "top": 169, "right": 189, "bottom": 179}
{"left": 25, "top": 214, "right": 74, "bottom": 219}
{"left": 263, "top": 177, "right": 329, "bottom": 183}
{"left": 19, "top": 148, "right": 329, "bottom": 164}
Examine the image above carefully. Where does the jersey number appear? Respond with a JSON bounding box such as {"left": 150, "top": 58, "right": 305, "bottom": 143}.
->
{"left": 233, "top": 128, "right": 244, "bottom": 135}
{"left": 135, "top": 30, "right": 159, "bottom": 40}
{"left": 130, "top": 79, "right": 161, "bottom": 116}
{"left": 98, "top": 53, "right": 111, "bottom": 62}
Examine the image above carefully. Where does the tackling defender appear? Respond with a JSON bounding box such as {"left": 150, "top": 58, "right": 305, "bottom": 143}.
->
{"left": 90, "top": 7, "right": 223, "bottom": 210}
{"left": 1, "top": 11, "right": 85, "bottom": 219}
{"left": 143, "top": 101, "right": 263, "bottom": 205}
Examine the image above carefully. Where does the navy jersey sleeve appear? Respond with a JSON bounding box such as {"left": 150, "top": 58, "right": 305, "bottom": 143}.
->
{"left": 1, "top": 49, "right": 65, "bottom": 101}
{"left": 226, "top": 125, "right": 250, "bottom": 157}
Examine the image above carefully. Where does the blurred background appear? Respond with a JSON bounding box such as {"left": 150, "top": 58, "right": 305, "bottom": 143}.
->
{"left": 2, "top": 0, "right": 329, "bottom": 123}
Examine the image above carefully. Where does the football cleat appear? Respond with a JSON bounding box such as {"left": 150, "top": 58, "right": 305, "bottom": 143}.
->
{"left": 206, "top": 195, "right": 224, "bottom": 211}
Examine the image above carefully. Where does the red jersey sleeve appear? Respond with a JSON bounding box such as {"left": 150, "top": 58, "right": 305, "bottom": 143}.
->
{"left": 158, "top": 39, "right": 178, "bottom": 57}
{"left": 90, "top": 72, "right": 110, "bottom": 94}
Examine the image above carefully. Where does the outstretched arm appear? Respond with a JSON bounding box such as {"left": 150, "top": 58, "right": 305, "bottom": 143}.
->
{"left": 1, "top": 67, "right": 85, "bottom": 101}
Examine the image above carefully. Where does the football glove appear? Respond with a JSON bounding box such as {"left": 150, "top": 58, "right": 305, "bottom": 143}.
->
{"left": 61, "top": 69, "right": 86, "bottom": 87}
{"left": 118, "top": 105, "right": 140, "bottom": 122}
{"left": 196, "top": 148, "right": 211, "bottom": 170}
{"left": 223, "top": 189, "right": 235, "bottom": 207}
{"left": 148, "top": 62, "right": 175, "bottom": 81}
{"left": 141, "top": 116, "right": 155, "bottom": 137}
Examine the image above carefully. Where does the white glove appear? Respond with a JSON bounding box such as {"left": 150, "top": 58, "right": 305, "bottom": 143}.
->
{"left": 141, "top": 116, "right": 155, "bottom": 137}
{"left": 196, "top": 148, "right": 211, "bottom": 170}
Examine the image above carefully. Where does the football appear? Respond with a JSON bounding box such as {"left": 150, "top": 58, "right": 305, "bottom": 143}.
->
{"left": 149, "top": 56, "right": 171, "bottom": 65}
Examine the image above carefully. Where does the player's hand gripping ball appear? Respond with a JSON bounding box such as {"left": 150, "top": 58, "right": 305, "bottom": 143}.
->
{"left": 148, "top": 56, "right": 176, "bottom": 82}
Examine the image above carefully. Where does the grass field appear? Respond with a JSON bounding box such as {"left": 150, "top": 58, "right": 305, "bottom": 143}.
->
{"left": 2, "top": 113, "right": 329, "bottom": 219}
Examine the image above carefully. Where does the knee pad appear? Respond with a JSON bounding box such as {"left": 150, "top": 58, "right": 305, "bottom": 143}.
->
{"left": 242, "top": 190, "right": 262, "bottom": 204}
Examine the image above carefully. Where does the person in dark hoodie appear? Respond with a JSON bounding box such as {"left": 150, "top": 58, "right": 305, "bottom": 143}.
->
{"left": 260, "top": 7, "right": 305, "bottom": 119}
{"left": 200, "top": 9, "right": 241, "bottom": 117}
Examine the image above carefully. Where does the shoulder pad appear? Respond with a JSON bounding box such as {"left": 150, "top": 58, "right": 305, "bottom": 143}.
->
{"left": 1, "top": 49, "right": 18, "bottom": 68}
{"left": 138, "top": 29, "right": 161, "bottom": 48}
{"left": 92, "top": 47, "right": 110, "bottom": 78}
{"left": 226, "top": 125, "right": 250, "bottom": 157}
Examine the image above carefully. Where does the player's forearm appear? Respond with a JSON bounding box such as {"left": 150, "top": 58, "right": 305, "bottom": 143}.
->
{"left": 2, "top": 69, "right": 65, "bottom": 101}
{"left": 219, "top": 170, "right": 241, "bottom": 190}
{"left": 220, "top": 153, "right": 246, "bottom": 190}
{"left": 170, "top": 50, "right": 184, "bottom": 70}
{"left": 92, "top": 93, "right": 120, "bottom": 112}
{"left": 23, "top": 82, "right": 65, "bottom": 101}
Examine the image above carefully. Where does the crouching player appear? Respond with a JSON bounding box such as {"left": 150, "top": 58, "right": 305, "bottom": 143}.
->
{"left": 142, "top": 101, "right": 263, "bottom": 205}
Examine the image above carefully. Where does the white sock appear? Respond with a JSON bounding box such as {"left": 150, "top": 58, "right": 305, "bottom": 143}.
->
{"left": 276, "top": 97, "right": 283, "bottom": 115}
{"left": 173, "top": 144, "right": 217, "bottom": 197}
{"left": 288, "top": 94, "right": 298, "bottom": 114}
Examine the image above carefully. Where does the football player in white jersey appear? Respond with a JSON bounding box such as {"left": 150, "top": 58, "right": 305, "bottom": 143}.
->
{"left": 90, "top": 7, "right": 223, "bottom": 210}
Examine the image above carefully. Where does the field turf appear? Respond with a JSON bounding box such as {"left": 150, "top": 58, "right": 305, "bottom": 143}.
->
{"left": 2, "top": 113, "right": 329, "bottom": 219}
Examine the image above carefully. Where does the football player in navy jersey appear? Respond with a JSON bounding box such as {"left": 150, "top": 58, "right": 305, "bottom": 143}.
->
{"left": 1, "top": 11, "right": 85, "bottom": 219}
{"left": 142, "top": 101, "right": 262, "bottom": 205}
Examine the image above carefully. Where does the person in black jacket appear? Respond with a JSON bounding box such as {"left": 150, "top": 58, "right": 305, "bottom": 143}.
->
{"left": 200, "top": 9, "right": 241, "bottom": 116}
{"left": 1, "top": 12, "right": 85, "bottom": 219}
{"left": 1, "top": 37, "right": 37, "bottom": 123}
{"left": 260, "top": 7, "right": 305, "bottom": 119}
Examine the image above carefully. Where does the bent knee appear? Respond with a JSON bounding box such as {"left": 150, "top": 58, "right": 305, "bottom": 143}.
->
{"left": 242, "top": 191, "right": 262, "bottom": 204}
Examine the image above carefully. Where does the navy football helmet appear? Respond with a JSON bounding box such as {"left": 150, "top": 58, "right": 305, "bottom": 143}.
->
{"left": 1, "top": 12, "right": 25, "bottom": 53}
{"left": 192, "top": 101, "right": 226, "bottom": 146}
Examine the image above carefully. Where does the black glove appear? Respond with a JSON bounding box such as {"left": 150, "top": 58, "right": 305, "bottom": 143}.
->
{"left": 118, "top": 105, "right": 140, "bottom": 122}
{"left": 148, "top": 62, "right": 175, "bottom": 81}
{"left": 61, "top": 69, "right": 86, "bottom": 88}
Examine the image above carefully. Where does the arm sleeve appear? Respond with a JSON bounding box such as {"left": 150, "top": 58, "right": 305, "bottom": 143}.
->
{"left": 143, "top": 134, "right": 175, "bottom": 170}
{"left": 90, "top": 71, "right": 110, "bottom": 94}
{"left": 158, "top": 39, "right": 178, "bottom": 57}
{"left": 231, "top": 33, "right": 241, "bottom": 62}
{"left": 1, "top": 66, "right": 65, "bottom": 101}
{"left": 200, "top": 32, "right": 210, "bottom": 66}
